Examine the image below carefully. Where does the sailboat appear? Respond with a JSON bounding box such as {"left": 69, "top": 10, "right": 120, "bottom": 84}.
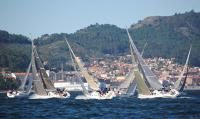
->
{"left": 65, "top": 38, "right": 116, "bottom": 99}
{"left": 126, "top": 28, "right": 179, "bottom": 99}
{"left": 6, "top": 62, "right": 32, "bottom": 98}
{"left": 7, "top": 40, "right": 34, "bottom": 98}
{"left": 29, "top": 41, "right": 70, "bottom": 99}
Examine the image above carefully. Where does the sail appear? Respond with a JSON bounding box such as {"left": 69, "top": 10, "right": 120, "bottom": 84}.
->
{"left": 65, "top": 38, "right": 100, "bottom": 91}
{"left": 32, "top": 46, "right": 47, "bottom": 96}
{"left": 179, "top": 67, "right": 189, "bottom": 92}
{"left": 126, "top": 80, "right": 137, "bottom": 96}
{"left": 18, "top": 60, "right": 31, "bottom": 91}
{"left": 174, "top": 45, "right": 192, "bottom": 91}
{"left": 126, "top": 29, "right": 163, "bottom": 90}
{"left": 34, "top": 48, "right": 55, "bottom": 90}
{"left": 141, "top": 42, "right": 148, "bottom": 57}
{"left": 118, "top": 69, "right": 135, "bottom": 90}
{"left": 69, "top": 51, "right": 89, "bottom": 95}
{"left": 130, "top": 45, "right": 151, "bottom": 95}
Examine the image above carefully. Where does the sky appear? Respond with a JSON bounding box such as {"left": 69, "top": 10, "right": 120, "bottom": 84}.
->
{"left": 0, "top": 0, "right": 200, "bottom": 38}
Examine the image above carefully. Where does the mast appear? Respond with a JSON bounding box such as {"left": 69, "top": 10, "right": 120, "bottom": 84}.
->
{"left": 65, "top": 38, "right": 100, "bottom": 91}
{"left": 174, "top": 45, "right": 192, "bottom": 91}
{"left": 126, "top": 28, "right": 163, "bottom": 90}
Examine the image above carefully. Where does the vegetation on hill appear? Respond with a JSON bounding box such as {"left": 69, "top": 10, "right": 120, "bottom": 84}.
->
{"left": 0, "top": 10, "right": 200, "bottom": 72}
{"left": 129, "top": 10, "right": 200, "bottom": 66}
{"left": 35, "top": 11, "right": 200, "bottom": 69}
{"left": 0, "top": 30, "right": 31, "bottom": 72}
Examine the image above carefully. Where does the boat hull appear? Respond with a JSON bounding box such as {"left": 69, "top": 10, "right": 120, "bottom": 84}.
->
{"left": 29, "top": 91, "right": 70, "bottom": 99}
{"left": 138, "top": 89, "right": 179, "bottom": 99}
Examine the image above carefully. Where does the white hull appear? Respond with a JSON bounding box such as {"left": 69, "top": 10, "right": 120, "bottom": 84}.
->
{"left": 138, "top": 89, "right": 179, "bottom": 99}
{"left": 7, "top": 91, "right": 29, "bottom": 98}
{"left": 75, "top": 91, "right": 116, "bottom": 100}
{"left": 29, "top": 91, "right": 70, "bottom": 99}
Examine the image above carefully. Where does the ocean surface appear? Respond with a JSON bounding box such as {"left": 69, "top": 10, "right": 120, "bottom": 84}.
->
{"left": 0, "top": 91, "right": 200, "bottom": 119}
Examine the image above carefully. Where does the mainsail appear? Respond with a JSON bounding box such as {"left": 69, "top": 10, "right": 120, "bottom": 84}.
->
{"left": 32, "top": 45, "right": 47, "bottom": 96}
{"left": 129, "top": 41, "right": 151, "bottom": 95}
{"left": 69, "top": 51, "right": 89, "bottom": 95}
{"left": 174, "top": 45, "right": 192, "bottom": 91}
{"left": 65, "top": 38, "right": 100, "bottom": 91}
{"left": 126, "top": 29, "right": 163, "bottom": 90}
{"left": 34, "top": 48, "right": 55, "bottom": 91}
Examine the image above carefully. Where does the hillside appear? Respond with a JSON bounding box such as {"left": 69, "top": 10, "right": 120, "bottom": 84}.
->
{"left": 34, "top": 24, "right": 129, "bottom": 70}
{"left": 35, "top": 11, "right": 200, "bottom": 70}
{"left": 1, "top": 10, "right": 200, "bottom": 71}
{"left": 129, "top": 10, "right": 200, "bottom": 66}
{"left": 0, "top": 30, "right": 31, "bottom": 72}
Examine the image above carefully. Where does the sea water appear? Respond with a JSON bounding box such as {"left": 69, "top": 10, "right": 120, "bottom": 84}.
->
{"left": 0, "top": 91, "right": 200, "bottom": 119}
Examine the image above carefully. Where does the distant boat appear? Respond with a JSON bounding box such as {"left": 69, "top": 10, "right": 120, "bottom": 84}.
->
{"left": 126, "top": 28, "right": 179, "bottom": 99}
{"left": 29, "top": 41, "right": 70, "bottom": 99}
{"left": 65, "top": 38, "right": 116, "bottom": 100}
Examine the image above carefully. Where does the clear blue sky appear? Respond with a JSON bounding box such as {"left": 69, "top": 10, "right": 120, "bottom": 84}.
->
{"left": 0, "top": 0, "right": 200, "bottom": 38}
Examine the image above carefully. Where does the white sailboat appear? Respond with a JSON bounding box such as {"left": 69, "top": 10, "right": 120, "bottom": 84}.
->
{"left": 126, "top": 28, "right": 179, "bottom": 99}
{"left": 29, "top": 41, "right": 70, "bottom": 99}
{"left": 65, "top": 38, "right": 116, "bottom": 99}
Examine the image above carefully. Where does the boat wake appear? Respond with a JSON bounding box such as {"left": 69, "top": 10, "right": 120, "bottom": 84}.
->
{"left": 75, "top": 91, "right": 116, "bottom": 100}
{"left": 29, "top": 92, "right": 70, "bottom": 99}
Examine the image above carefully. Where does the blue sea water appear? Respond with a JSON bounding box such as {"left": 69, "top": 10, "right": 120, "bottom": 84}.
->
{"left": 0, "top": 91, "right": 200, "bottom": 119}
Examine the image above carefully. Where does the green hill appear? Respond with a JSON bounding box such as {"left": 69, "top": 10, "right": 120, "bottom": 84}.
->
{"left": 35, "top": 11, "right": 200, "bottom": 69}
{"left": 1, "top": 10, "right": 200, "bottom": 71}
{"left": 0, "top": 30, "right": 31, "bottom": 72}
{"left": 129, "top": 10, "right": 200, "bottom": 66}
